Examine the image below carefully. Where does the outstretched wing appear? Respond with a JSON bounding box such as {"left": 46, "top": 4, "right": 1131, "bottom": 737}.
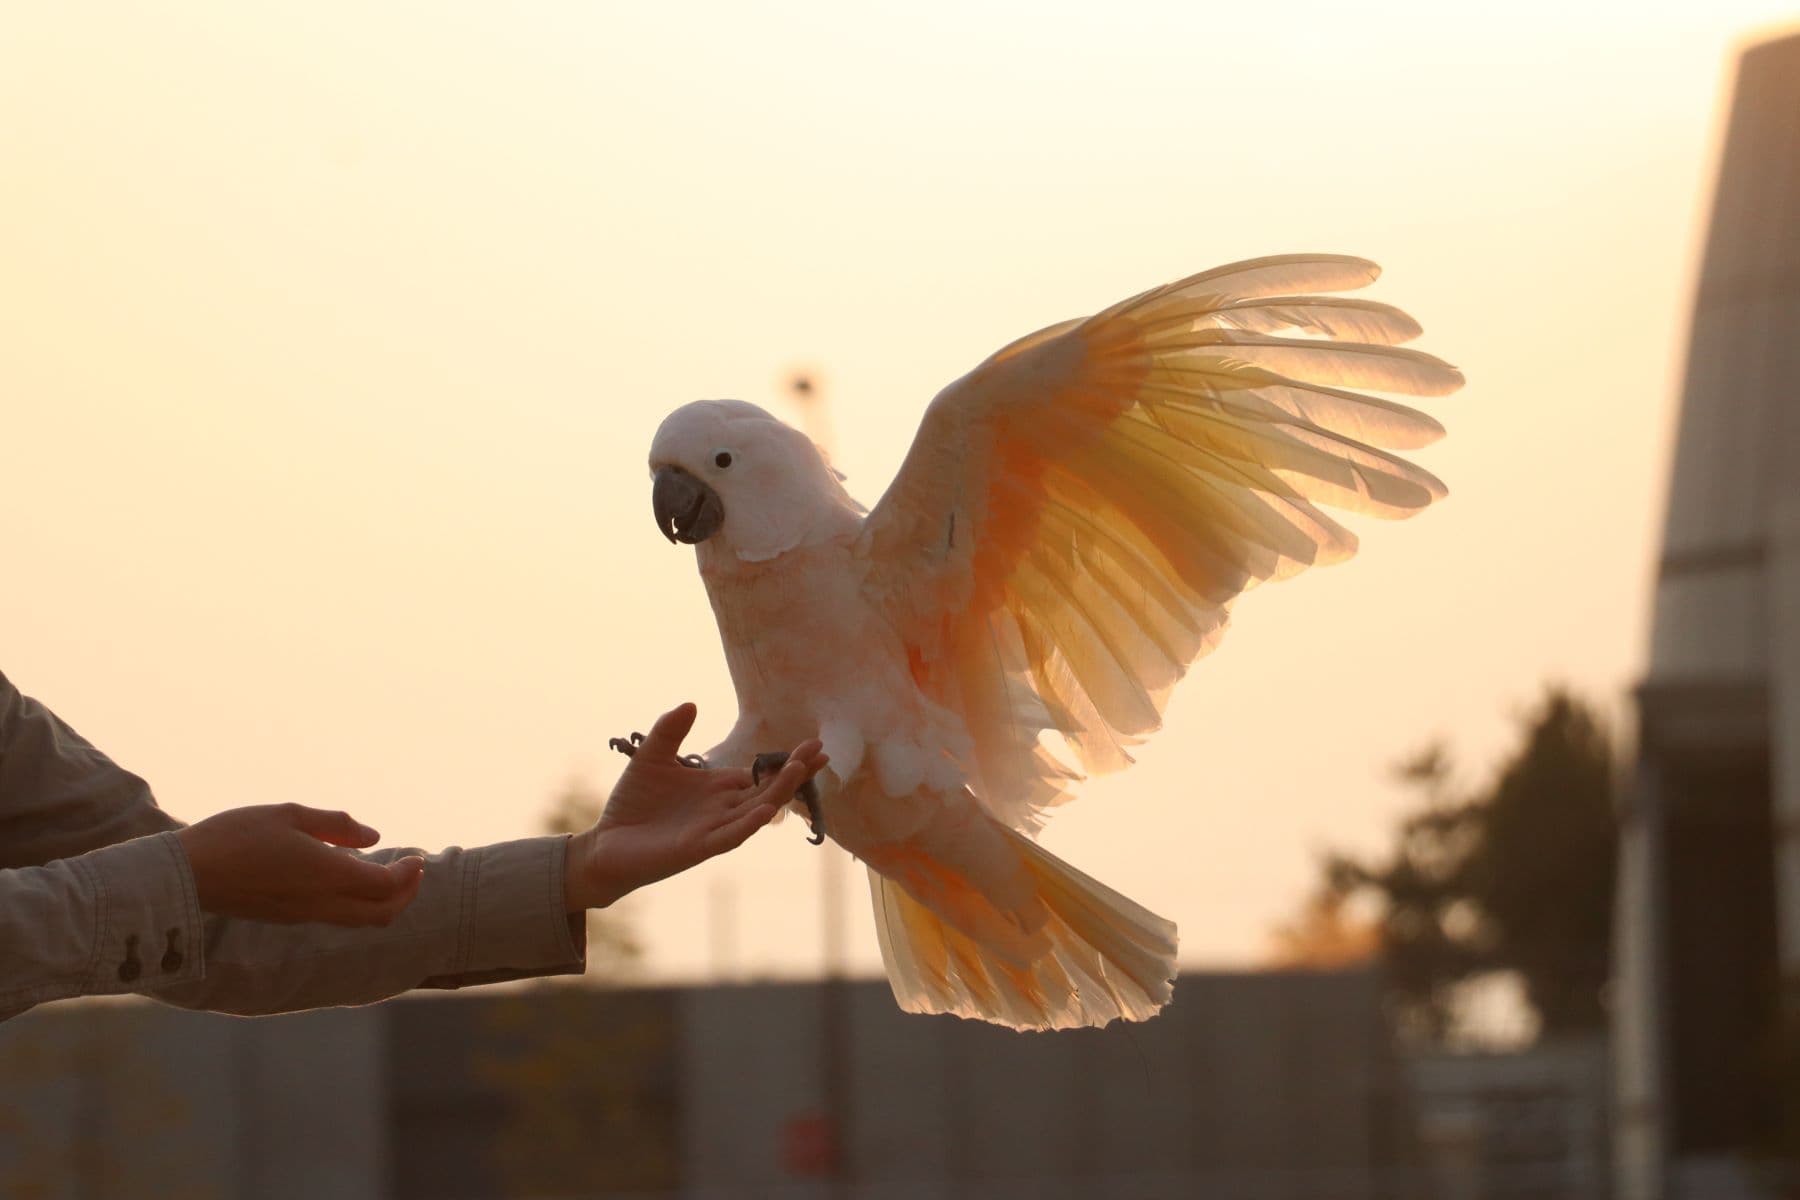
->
{"left": 857, "top": 255, "right": 1460, "bottom": 831}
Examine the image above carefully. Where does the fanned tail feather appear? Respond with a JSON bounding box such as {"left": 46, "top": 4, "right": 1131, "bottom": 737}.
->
{"left": 870, "top": 824, "right": 1177, "bottom": 1031}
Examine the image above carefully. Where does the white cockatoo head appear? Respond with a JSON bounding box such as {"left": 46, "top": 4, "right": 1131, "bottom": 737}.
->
{"left": 648, "top": 399, "right": 863, "bottom": 562}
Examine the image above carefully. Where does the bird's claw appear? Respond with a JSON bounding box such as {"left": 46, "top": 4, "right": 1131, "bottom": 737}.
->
{"left": 608, "top": 732, "right": 706, "bottom": 768}
{"left": 752, "top": 751, "right": 824, "bottom": 845}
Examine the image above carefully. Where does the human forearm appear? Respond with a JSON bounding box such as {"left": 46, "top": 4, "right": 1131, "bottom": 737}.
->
{"left": 0, "top": 832, "right": 205, "bottom": 1021}
{"left": 146, "top": 836, "right": 586, "bottom": 1016}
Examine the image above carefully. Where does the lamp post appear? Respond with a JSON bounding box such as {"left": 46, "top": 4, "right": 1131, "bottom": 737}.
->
{"left": 788, "top": 369, "right": 852, "bottom": 1197}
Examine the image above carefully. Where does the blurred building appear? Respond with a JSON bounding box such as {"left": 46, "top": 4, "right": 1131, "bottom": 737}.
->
{"left": 1612, "top": 29, "right": 1800, "bottom": 1200}
{"left": 0, "top": 972, "right": 1435, "bottom": 1200}
{"left": 1409, "top": 1040, "right": 1611, "bottom": 1200}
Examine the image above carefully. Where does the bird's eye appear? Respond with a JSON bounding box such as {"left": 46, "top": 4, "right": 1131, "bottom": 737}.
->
{"left": 713, "top": 451, "right": 734, "bottom": 469}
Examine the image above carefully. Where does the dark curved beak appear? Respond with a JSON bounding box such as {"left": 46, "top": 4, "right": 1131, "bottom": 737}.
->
{"left": 652, "top": 466, "right": 725, "bottom": 545}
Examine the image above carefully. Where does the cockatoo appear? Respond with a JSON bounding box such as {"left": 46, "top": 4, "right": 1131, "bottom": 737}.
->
{"left": 644, "top": 255, "right": 1459, "bottom": 1031}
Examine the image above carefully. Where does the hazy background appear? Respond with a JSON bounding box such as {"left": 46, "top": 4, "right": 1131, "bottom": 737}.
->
{"left": 4, "top": 0, "right": 1794, "bottom": 982}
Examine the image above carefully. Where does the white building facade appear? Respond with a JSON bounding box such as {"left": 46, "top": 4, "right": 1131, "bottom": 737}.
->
{"left": 1613, "top": 30, "right": 1800, "bottom": 1200}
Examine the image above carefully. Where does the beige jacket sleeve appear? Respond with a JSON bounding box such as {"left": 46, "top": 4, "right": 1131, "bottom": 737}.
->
{"left": 0, "top": 670, "right": 585, "bottom": 1021}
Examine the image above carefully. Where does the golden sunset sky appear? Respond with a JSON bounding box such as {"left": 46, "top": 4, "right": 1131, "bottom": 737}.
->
{"left": 5, "top": 2, "right": 1796, "bottom": 980}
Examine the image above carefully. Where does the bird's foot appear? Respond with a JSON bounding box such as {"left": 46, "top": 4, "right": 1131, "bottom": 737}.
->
{"left": 753, "top": 750, "right": 824, "bottom": 845}
{"left": 608, "top": 732, "right": 706, "bottom": 769}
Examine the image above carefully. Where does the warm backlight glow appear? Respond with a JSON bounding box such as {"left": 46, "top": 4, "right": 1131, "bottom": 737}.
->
{"left": 4, "top": 3, "right": 1795, "bottom": 981}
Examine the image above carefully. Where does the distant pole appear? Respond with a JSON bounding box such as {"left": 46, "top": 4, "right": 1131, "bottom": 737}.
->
{"left": 708, "top": 877, "right": 737, "bottom": 982}
{"left": 789, "top": 368, "right": 849, "bottom": 984}
{"left": 789, "top": 369, "right": 853, "bottom": 1196}
{"left": 788, "top": 370, "right": 835, "bottom": 476}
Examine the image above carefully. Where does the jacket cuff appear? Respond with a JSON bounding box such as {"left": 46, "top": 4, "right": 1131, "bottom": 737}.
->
{"left": 76, "top": 831, "right": 206, "bottom": 995}
{"left": 421, "top": 834, "right": 586, "bottom": 989}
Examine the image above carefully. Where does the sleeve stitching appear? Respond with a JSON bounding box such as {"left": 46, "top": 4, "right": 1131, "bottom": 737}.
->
{"left": 71, "top": 852, "right": 107, "bottom": 994}
{"left": 153, "top": 831, "right": 204, "bottom": 982}
{"left": 549, "top": 834, "right": 579, "bottom": 962}
{"left": 452, "top": 849, "right": 480, "bottom": 975}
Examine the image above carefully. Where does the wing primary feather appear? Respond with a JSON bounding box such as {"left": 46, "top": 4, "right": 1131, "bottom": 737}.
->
{"left": 1151, "top": 331, "right": 1464, "bottom": 396}
{"left": 1202, "top": 296, "right": 1424, "bottom": 344}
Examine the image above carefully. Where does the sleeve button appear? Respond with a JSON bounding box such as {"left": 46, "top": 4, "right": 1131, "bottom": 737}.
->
{"left": 160, "top": 928, "right": 184, "bottom": 973}
{"left": 117, "top": 933, "right": 142, "bottom": 983}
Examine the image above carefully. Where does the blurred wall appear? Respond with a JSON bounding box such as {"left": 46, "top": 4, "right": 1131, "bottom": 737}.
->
{"left": 0, "top": 971, "right": 1422, "bottom": 1200}
{"left": 0, "top": 1004, "right": 385, "bottom": 1200}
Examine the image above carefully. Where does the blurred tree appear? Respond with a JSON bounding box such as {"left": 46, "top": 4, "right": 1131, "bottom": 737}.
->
{"left": 543, "top": 776, "right": 641, "bottom": 980}
{"left": 1266, "top": 886, "right": 1381, "bottom": 970}
{"left": 1457, "top": 690, "right": 1619, "bottom": 1035}
{"left": 1294, "top": 688, "right": 1619, "bottom": 1045}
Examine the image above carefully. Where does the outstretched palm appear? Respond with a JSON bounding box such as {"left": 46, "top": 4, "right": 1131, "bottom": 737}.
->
{"left": 567, "top": 703, "right": 825, "bottom": 909}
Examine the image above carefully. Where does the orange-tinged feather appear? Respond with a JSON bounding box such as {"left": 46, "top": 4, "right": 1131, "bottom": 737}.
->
{"left": 859, "top": 253, "right": 1458, "bottom": 829}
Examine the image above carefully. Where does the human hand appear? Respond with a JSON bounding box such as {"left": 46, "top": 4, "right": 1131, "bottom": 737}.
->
{"left": 175, "top": 804, "right": 425, "bottom": 926}
{"left": 563, "top": 703, "right": 827, "bottom": 911}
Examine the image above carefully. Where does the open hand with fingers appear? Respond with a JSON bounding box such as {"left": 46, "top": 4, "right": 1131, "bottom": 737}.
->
{"left": 175, "top": 804, "right": 426, "bottom": 927}
{"left": 564, "top": 703, "right": 827, "bottom": 911}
